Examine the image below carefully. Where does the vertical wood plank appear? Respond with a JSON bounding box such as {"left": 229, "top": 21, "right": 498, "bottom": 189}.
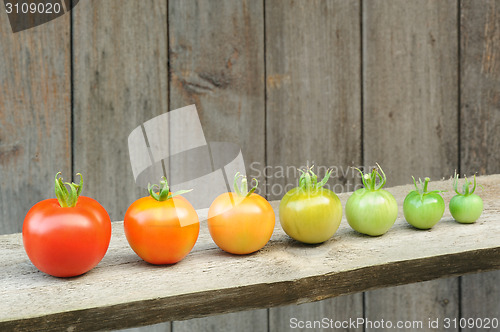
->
{"left": 0, "top": 10, "right": 71, "bottom": 234}
{"left": 270, "top": 295, "right": 362, "bottom": 332}
{"left": 73, "top": 0, "right": 168, "bottom": 220}
{"left": 460, "top": 0, "right": 500, "bottom": 324}
{"left": 266, "top": 0, "right": 362, "bottom": 201}
{"left": 363, "top": 0, "right": 459, "bottom": 185}
{"left": 72, "top": 1, "right": 170, "bottom": 331}
{"left": 266, "top": 1, "right": 362, "bottom": 331}
{"left": 168, "top": 0, "right": 267, "bottom": 331}
{"left": 363, "top": 0, "right": 459, "bottom": 329}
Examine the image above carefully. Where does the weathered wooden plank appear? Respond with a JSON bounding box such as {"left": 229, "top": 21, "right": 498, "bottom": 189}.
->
{"left": 72, "top": 0, "right": 168, "bottom": 221}
{"left": 72, "top": 2, "right": 169, "bottom": 331}
{"left": 460, "top": 0, "right": 500, "bottom": 323}
{"left": 0, "top": 175, "right": 499, "bottom": 332}
{"left": 270, "top": 295, "right": 362, "bottom": 332}
{"left": 265, "top": 0, "right": 362, "bottom": 330}
{"left": 0, "top": 7, "right": 71, "bottom": 235}
{"left": 362, "top": 0, "right": 460, "bottom": 329}
{"left": 120, "top": 322, "right": 170, "bottom": 332}
{"left": 265, "top": 0, "right": 362, "bottom": 200}
{"left": 168, "top": 0, "right": 266, "bottom": 331}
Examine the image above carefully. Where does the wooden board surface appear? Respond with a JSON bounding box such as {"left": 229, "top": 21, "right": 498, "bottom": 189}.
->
{"left": 1, "top": 175, "right": 499, "bottom": 332}
{"left": 460, "top": 0, "right": 500, "bottom": 325}
{"left": 0, "top": 6, "right": 71, "bottom": 235}
{"left": 168, "top": 1, "right": 266, "bottom": 331}
{"left": 362, "top": 0, "right": 459, "bottom": 329}
{"left": 265, "top": 0, "right": 363, "bottom": 330}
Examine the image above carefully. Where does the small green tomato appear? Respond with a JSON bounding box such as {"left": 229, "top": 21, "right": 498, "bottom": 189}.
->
{"left": 403, "top": 177, "right": 445, "bottom": 230}
{"left": 449, "top": 172, "right": 483, "bottom": 224}
{"left": 346, "top": 164, "right": 398, "bottom": 236}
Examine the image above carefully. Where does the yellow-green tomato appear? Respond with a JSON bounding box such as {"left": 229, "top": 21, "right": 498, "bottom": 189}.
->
{"left": 403, "top": 177, "right": 445, "bottom": 229}
{"left": 279, "top": 167, "right": 342, "bottom": 244}
{"left": 280, "top": 187, "right": 342, "bottom": 244}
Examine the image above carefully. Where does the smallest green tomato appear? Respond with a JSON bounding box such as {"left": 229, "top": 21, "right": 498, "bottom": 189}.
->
{"left": 403, "top": 177, "right": 445, "bottom": 230}
{"left": 449, "top": 172, "right": 483, "bottom": 224}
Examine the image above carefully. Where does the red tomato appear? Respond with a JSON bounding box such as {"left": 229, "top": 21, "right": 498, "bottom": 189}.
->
{"left": 208, "top": 173, "right": 275, "bottom": 255}
{"left": 124, "top": 178, "right": 199, "bottom": 264}
{"left": 23, "top": 174, "right": 111, "bottom": 277}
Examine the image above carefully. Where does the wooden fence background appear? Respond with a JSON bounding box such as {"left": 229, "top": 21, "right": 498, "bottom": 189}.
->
{"left": 1, "top": 0, "right": 499, "bottom": 331}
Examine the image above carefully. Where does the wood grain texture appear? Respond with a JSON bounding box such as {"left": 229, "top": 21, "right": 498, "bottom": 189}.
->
{"left": 72, "top": 3, "right": 169, "bottom": 330}
{"left": 265, "top": 1, "right": 362, "bottom": 331}
{"left": 270, "top": 295, "right": 362, "bottom": 332}
{"left": 362, "top": 0, "right": 460, "bottom": 329}
{"left": 169, "top": 0, "right": 265, "bottom": 186}
{"left": 266, "top": 0, "right": 362, "bottom": 200}
{"left": 72, "top": 0, "right": 168, "bottom": 222}
{"left": 0, "top": 7, "right": 71, "bottom": 235}
{"left": 363, "top": 0, "right": 459, "bottom": 185}
{"left": 168, "top": 1, "right": 266, "bottom": 331}
{"left": 460, "top": 0, "right": 500, "bottom": 325}
{"left": 0, "top": 175, "right": 499, "bottom": 332}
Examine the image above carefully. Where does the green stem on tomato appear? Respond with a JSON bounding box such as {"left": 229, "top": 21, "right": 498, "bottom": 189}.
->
{"left": 354, "top": 163, "right": 387, "bottom": 191}
{"left": 233, "top": 172, "right": 258, "bottom": 197}
{"left": 411, "top": 176, "right": 443, "bottom": 201}
{"left": 148, "top": 176, "right": 192, "bottom": 201}
{"left": 298, "top": 166, "right": 332, "bottom": 191}
{"left": 453, "top": 171, "right": 478, "bottom": 196}
{"left": 54, "top": 172, "right": 83, "bottom": 208}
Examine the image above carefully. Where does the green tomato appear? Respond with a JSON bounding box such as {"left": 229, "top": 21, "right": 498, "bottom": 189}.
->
{"left": 346, "top": 188, "right": 398, "bottom": 236}
{"left": 279, "top": 167, "right": 342, "bottom": 244}
{"left": 449, "top": 173, "right": 483, "bottom": 224}
{"left": 346, "top": 164, "right": 398, "bottom": 236}
{"left": 450, "top": 194, "right": 483, "bottom": 223}
{"left": 403, "top": 177, "right": 445, "bottom": 229}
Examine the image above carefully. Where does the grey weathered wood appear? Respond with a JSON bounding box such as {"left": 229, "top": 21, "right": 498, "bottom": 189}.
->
{"left": 265, "top": 0, "right": 362, "bottom": 200}
{"left": 72, "top": 0, "right": 169, "bottom": 221}
{"left": 265, "top": 1, "right": 363, "bottom": 331}
{"left": 72, "top": 2, "right": 169, "bottom": 331}
{"left": 168, "top": 1, "right": 266, "bottom": 331}
{"left": 362, "top": 0, "right": 460, "bottom": 329}
{"left": 460, "top": 0, "right": 500, "bottom": 324}
{"left": 0, "top": 8, "right": 71, "bottom": 235}
{"left": 120, "top": 322, "right": 170, "bottom": 332}
{"left": 173, "top": 310, "right": 268, "bottom": 332}
{"left": 1, "top": 175, "right": 499, "bottom": 332}
{"left": 270, "top": 295, "right": 362, "bottom": 332}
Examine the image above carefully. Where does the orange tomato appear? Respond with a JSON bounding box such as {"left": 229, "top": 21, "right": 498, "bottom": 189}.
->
{"left": 208, "top": 192, "right": 275, "bottom": 255}
{"left": 124, "top": 178, "right": 199, "bottom": 265}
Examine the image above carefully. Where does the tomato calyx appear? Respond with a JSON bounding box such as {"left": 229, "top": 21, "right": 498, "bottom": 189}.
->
{"left": 148, "top": 176, "right": 192, "bottom": 201}
{"left": 54, "top": 172, "right": 83, "bottom": 208}
{"left": 410, "top": 176, "right": 444, "bottom": 201}
{"left": 354, "top": 163, "right": 387, "bottom": 191}
{"left": 452, "top": 171, "right": 479, "bottom": 197}
{"left": 233, "top": 172, "right": 258, "bottom": 197}
{"left": 297, "top": 166, "right": 332, "bottom": 191}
